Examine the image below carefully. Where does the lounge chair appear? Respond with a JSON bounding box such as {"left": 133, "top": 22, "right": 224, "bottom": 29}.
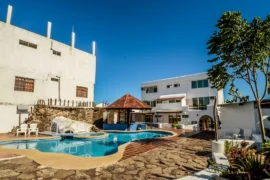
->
{"left": 28, "top": 123, "right": 39, "bottom": 136}
{"left": 16, "top": 124, "right": 28, "bottom": 137}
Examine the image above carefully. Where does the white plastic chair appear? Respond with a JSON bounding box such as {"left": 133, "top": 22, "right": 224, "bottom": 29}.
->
{"left": 17, "top": 124, "right": 28, "bottom": 137}
{"left": 28, "top": 123, "right": 39, "bottom": 136}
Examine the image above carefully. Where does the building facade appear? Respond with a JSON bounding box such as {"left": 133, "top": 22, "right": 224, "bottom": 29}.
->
{"left": 140, "top": 72, "right": 224, "bottom": 130}
{"left": 0, "top": 5, "right": 96, "bottom": 132}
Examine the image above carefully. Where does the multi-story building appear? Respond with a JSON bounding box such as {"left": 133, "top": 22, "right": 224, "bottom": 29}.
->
{"left": 0, "top": 5, "right": 96, "bottom": 132}
{"left": 140, "top": 72, "right": 224, "bottom": 130}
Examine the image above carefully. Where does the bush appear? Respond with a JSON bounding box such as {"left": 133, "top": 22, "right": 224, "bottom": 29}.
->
{"left": 172, "top": 123, "right": 178, "bottom": 128}
{"left": 221, "top": 154, "right": 270, "bottom": 180}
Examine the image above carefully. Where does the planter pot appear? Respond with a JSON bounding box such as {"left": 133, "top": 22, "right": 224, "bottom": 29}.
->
{"left": 212, "top": 140, "right": 225, "bottom": 154}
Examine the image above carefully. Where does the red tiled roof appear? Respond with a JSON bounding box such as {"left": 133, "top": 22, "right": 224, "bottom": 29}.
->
{"left": 106, "top": 94, "right": 152, "bottom": 110}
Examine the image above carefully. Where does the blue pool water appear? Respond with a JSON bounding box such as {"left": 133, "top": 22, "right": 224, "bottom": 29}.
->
{"left": 0, "top": 131, "right": 172, "bottom": 157}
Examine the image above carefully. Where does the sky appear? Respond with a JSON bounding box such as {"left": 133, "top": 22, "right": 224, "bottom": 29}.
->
{"left": 0, "top": 0, "right": 269, "bottom": 103}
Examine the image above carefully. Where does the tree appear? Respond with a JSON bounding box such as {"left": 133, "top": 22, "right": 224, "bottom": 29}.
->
{"left": 207, "top": 11, "right": 270, "bottom": 143}
{"left": 226, "top": 83, "right": 249, "bottom": 103}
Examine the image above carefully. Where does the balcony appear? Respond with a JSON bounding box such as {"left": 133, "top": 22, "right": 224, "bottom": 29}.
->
{"left": 188, "top": 105, "right": 207, "bottom": 110}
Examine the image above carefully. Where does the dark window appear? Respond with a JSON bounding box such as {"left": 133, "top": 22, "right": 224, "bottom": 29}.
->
{"left": 76, "top": 86, "right": 88, "bottom": 98}
{"left": 52, "top": 50, "right": 61, "bottom": 56}
{"left": 182, "top": 115, "right": 189, "bottom": 118}
{"left": 151, "top": 101, "right": 156, "bottom": 107}
{"left": 19, "top": 40, "right": 37, "bottom": 49}
{"left": 174, "top": 83, "right": 180, "bottom": 87}
{"left": 198, "top": 80, "right": 203, "bottom": 88}
{"left": 169, "top": 115, "right": 180, "bottom": 123}
{"left": 203, "top": 79, "right": 209, "bottom": 87}
{"left": 51, "top": 78, "right": 59, "bottom": 82}
{"left": 191, "top": 121, "right": 197, "bottom": 124}
{"left": 14, "top": 76, "right": 34, "bottom": 92}
{"left": 146, "top": 86, "right": 158, "bottom": 93}
{"left": 176, "top": 100, "right": 181, "bottom": 103}
{"left": 145, "top": 115, "right": 152, "bottom": 122}
{"left": 192, "top": 81, "right": 197, "bottom": 89}
{"left": 167, "top": 85, "right": 173, "bottom": 88}
{"left": 169, "top": 100, "right": 176, "bottom": 103}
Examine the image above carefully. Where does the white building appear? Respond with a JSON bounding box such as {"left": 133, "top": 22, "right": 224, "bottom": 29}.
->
{"left": 0, "top": 5, "right": 96, "bottom": 133}
{"left": 140, "top": 72, "right": 224, "bottom": 130}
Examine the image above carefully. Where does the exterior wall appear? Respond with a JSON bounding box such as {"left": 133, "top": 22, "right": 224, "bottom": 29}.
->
{"left": 0, "top": 104, "right": 28, "bottom": 133}
{"left": 0, "top": 21, "right": 96, "bottom": 105}
{"left": 255, "top": 108, "right": 270, "bottom": 133}
{"left": 140, "top": 72, "right": 223, "bottom": 126}
{"left": 219, "top": 103, "right": 257, "bottom": 132}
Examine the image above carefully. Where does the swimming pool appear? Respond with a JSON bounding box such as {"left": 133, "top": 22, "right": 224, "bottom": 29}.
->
{"left": 0, "top": 131, "right": 173, "bottom": 157}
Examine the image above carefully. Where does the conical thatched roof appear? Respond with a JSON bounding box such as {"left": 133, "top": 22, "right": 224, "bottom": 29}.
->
{"left": 106, "top": 94, "right": 152, "bottom": 110}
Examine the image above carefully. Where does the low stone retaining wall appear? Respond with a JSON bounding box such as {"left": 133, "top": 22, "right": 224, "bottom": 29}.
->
{"left": 27, "top": 105, "right": 105, "bottom": 132}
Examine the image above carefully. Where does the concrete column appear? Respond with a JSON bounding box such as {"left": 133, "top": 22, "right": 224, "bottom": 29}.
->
{"left": 71, "top": 32, "right": 75, "bottom": 48}
{"left": 6, "top": 5, "right": 12, "bottom": 25}
{"left": 47, "top": 22, "right": 52, "bottom": 39}
{"left": 92, "top": 41, "right": 96, "bottom": 56}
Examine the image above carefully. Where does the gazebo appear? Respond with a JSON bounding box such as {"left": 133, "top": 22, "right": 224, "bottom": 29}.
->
{"left": 105, "top": 94, "right": 152, "bottom": 130}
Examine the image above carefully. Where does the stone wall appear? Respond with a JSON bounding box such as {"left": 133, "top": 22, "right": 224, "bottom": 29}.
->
{"left": 28, "top": 105, "right": 105, "bottom": 132}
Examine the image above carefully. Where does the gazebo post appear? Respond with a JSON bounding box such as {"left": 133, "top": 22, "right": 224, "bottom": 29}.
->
{"left": 127, "top": 109, "right": 130, "bottom": 129}
{"left": 150, "top": 109, "right": 152, "bottom": 129}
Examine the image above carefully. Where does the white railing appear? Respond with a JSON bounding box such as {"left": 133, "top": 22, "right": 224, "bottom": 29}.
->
{"left": 36, "top": 99, "right": 94, "bottom": 108}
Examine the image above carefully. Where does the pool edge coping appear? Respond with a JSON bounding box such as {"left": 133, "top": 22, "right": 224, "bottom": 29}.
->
{"left": 0, "top": 129, "right": 177, "bottom": 169}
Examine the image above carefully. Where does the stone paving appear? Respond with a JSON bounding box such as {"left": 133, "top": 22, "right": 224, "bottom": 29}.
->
{"left": 0, "top": 131, "right": 213, "bottom": 180}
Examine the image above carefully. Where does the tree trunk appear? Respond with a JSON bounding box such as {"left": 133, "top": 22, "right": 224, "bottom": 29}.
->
{"left": 257, "top": 99, "right": 266, "bottom": 143}
{"left": 213, "top": 96, "right": 218, "bottom": 141}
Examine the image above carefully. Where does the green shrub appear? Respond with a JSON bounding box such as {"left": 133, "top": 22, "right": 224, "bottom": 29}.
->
{"left": 262, "top": 140, "right": 270, "bottom": 159}
{"left": 221, "top": 154, "right": 270, "bottom": 180}
{"left": 172, "top": 123, "right": 178, "bottom": 128}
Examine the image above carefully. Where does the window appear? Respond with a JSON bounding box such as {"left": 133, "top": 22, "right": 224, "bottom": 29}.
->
{"left": 143, "top": 101, "right": 150, "bottom": 106}
{"left": 169, "top": 115, "right": 175, "bottom": 123}
{"left": 52, "top": 50, "right": 61, "bottom": 56}
{"left": 145, "top": 115, "right": 152, "bottom": 122}
{"left": 182, "top": 115, "right": 189, "bottom": 118}
{"left": 191, "top": 79, "right": 209, "bottom": 89}
{"left": 192, "top": 81, "right": 197, "bottom": 89}
{"left": 169, "top": 100, "right": 175, "bottom": 103}
{"left": 157, "top": 101, "right": 162, "bottom": 104}
{"left": 51, "top": 78, "right": 59, "bottom": 82}
{"left": 176, "top": 100, "right": 181, "bottom": 103}
{"left": 191, "top": 121, "right": 197, "bottom": 124}
{"left": 14, "top": 76, "right": 34, "bottom": 92}
{"left": 167, "top": 84, "right": 173, "bottom": 88}
{"left": 174, "top": 84, "right": 180, "bottom": 87}
{"left": 19, "top": 40, "right": 37, "bottom": 49}
{"left": 169, "top": 115, "right": 180, "bottom": 123}
{"left": 192, "top": 98, "right": 198, "bottom": 106}
{"left": 76, "top": 86, "right": 88, "bottom": 98}
{"left": 198, "top": 80, "right": 203, "bottom": 88}
{"left": 146, "top": 86, "right": 157, "bottom": 93}
{"left": 192, "top": 97, "right": 210, "bottom": 107}
{"left": 203, "top": 79, "right": 209, "bottom": 87}
{"left": 150, "top": 101, "right": 156, "bottom": 107}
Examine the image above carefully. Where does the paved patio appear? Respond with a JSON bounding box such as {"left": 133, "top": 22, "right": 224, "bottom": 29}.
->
{"left": 0, "top": 131, "right": 214, "bottom": 180}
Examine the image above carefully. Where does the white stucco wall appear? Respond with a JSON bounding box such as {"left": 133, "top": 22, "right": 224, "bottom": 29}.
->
{"left": 219, "top": 102, "right": 257, "bottom": 132}
{"left": 140, "top": 72, "right": 222, "bottom": 125}
{"left": 0, "top": 21, "right": 96, "bottom": 105}
{"left": 0, "top": 104, "right": 28, "bottom": 133}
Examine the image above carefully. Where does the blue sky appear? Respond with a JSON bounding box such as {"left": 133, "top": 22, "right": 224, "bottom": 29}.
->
{"left": 0, "top": 0, "right": 269, "bottom": 103}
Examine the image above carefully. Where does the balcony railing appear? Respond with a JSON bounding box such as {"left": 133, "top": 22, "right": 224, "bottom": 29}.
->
{"left": 188, "top": 105, "right": 207, "bottom": 110}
